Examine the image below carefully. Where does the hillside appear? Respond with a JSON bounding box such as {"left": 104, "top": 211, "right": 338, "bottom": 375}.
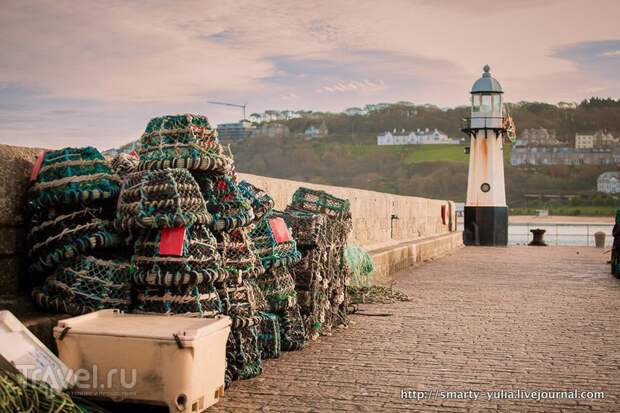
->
{"left": 230, "top": 133, "right": 617, "bottom": 212}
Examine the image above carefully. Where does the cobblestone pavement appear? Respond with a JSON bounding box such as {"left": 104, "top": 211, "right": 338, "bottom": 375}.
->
{"left": 210, "top": 246, "right": 620, "bottom": 412}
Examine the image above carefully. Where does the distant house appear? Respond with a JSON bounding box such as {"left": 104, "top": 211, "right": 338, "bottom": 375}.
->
{"left": 304, "top": 121, "right": 328, "bottom": 138}
{"left": 557, "top": 101, "right": 577, "bottom": 109}
{"left": 344, "top": 107, "right": 366, "bottom": 116}
{"left": 251, "top": 123, "right": 290, "bottom": 139}
{"left": 510, "top": 146, "right": 618, "bottom": 166}
{"left": 597, "top": 171, "right": 620, "bottom": 193}
{"left": 516, "top": 127, "right": 562, "bottom": 147}
{"left": 216, "top": 120, "right": 256, "bottom": 141}
{"left": 575, "top": 131, "right": 618, "bottom": 149}
{"left": 377, "top": 128, "right": 458, "bottom": 145}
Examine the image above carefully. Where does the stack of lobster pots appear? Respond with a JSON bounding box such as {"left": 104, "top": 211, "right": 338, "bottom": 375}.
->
{"left": 277, "top": 188, "right": 353, "bottom": 340}
{"left": 114, "top": 114, "right": 305, "bottom": 386}
{"left": 27, "top": 147, "right": 130, "bottom": 315}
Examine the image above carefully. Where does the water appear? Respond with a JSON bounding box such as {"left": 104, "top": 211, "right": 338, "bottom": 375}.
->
{"left": 456, "top": 222, "right": 614, "bottom": 247}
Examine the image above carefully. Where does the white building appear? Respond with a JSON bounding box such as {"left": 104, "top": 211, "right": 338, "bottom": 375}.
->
{"left": 597, "top": 171, "right": 620, "bottom": 193}
{"left": 377, "top": 128, "right": 458, "bottom": 145}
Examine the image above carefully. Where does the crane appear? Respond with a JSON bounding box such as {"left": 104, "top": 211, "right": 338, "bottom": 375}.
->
{"left": 207, "top": 101, "right": 247, "bottom": 120}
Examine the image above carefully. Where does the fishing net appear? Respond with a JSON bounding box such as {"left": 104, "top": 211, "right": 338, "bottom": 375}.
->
{"left": 257, "top": 311, "right": 281, "bottom": 360}
{"left": 0, "top": 368, "right": 109, "bottom": 413}
{"left": 249, "top": 214, "right": 302, "bottom": 270}
{"left": 278, "top": 305, "right": 306, "bottom": 351}
{"left": 348, "top": 285, "right": 410, "bottom": 304}
{"left": 131, "top": 224, "right": 226, "bottom": 286}
{"left": 257, "top": 266, "right": 297, "bottom": 313}
{"left": 109, "top": 152, "right": 139, "bottom": 177}
{"left": 289, "top": 187, "right": 351, "bottom": 219}
{"left": 115, "top": 168, "right": 212, "bottom": 230}
{"left": 345, "top": 245, "right": 375, "bottom": 287}
{"left": 217, "top": 228, "right": 265, "bottom": 282}
{"left": 28, "top": 147, "right": 120, "bottom": 212}
{"left": 193, "top": 173, "right": 255, "bottom": 232}
{"left": 135, "top": 283, "right": 222, "bottom": 317}
{"left": 32, "top": 256, "right": 132, "bottom": 316}
{"left": 238, "top": 181, "right": 275, "bottom": 221}
{"left": 225, "top": 326, "right": 262, "bottom": 383}
{"left": 27, "top": 208, "right": 122, "bottom": 275}
{"left": 137, "top": 114, "right": 233, "bottom": 174}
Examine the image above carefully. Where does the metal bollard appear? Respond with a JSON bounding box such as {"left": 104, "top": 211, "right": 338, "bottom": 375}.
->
{"left": 529, "top": 229, "right": 547, "bottom": 246}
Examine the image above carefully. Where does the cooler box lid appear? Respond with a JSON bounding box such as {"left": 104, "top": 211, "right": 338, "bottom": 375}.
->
{"left": 0, "top": 310, "right": 75, "bottom": 391}
{"left": 54, "top": 310, "right": 231, "bottom": 343}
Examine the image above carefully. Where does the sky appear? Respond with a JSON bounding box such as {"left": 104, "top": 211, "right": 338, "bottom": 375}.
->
{"left": 1, "top": 0, "right": 620, "bottom": 149}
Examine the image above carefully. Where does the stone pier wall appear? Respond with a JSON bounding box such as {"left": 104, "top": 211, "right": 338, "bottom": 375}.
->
{"left": 0, "top": 144, "right": 460, "bottom": 299}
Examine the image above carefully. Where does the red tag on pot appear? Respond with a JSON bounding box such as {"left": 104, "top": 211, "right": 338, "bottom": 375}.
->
{"left": 159, "top": 226, "right": 186, "bottom": 256}
{"left": 30, "top": 151, "right": 46, "bottom": 182}
{"left": 269, "top": 218, "right": 292, "bottom": 243}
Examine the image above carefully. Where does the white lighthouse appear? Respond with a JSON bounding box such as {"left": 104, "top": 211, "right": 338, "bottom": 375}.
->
{"left": 462, "top": 65, "right": 514, "bottom": 246}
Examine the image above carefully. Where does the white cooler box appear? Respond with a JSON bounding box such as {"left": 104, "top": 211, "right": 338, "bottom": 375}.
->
{"left": 54, "top": 309, "right": 231, "bottom": 412}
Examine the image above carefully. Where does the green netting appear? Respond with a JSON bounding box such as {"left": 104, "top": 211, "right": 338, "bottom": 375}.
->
{"left": 28, "top": 147, "right": 120, "bottom": 211}
{"left": 238, "top": 181, "right": 275, "bottom": 221}
{"left": 32, "top": 256, "right": 132, "bottom": 316}
{"left": 248, "top": 212, "right": 302, "bottom": 270}
{"left": 115, "top": 168, "right": 212, "bottom": 230}
{"left": 257, "top": 311, "right": 281, "bottom": 360}
{"left": 345, "top": 245, "right": 375, "bottom": 287}
{"left": 289, "top": 187, "right": 351, "bottom": 219}
{"left": 193, "top": 173, "right": 255, "bottom": 232}
{"left": 109, "top": 152, "right": 139, "bottom": 177}
{"left": 225, "top": 326, "right": 262, "bottom": 384}
{"left": 135, "top": 283, "right": 222, "bottom": 317}
{"left": 132, "top": 224, "right": 225, "bottom": 286}
{"left": 0, "top": 368, "right": 109, "bottom": 413}
{"left": 138, "top": 114, "right": 233, "bottom": 174}
{"left": 28, "top": 210, "right": 122, "bottom": 275}
{"left": 278, "top": 305, "right": 306, "bottom": 351}
{"left": 257, "top": 266, "right": 298, "bottom": 313}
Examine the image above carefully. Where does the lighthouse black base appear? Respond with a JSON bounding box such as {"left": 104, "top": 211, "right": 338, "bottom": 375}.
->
{"left": 463, "top": 206, "right": 508, "bottom": 246}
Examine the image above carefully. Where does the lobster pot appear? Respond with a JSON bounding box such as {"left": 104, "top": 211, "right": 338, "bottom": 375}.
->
{"left": 217, "top": 228, "right": 265, "bottom": 282}
{"left": 273, "top": 210, "right": 326, "bottom": 250}
{"left": 115, "top": 168, "right": 212, "bottom": 230}
{"left": 278, "top": 305, "right": 306, "bottom": 351}
{"left": 249, "top": 213, "right": 301, "bottom": 270}
{"left": 138, "top": 114, "right": 233, "bottom": 174}
{"left": 289, "top": 187, "right": 350, "bottom": 219}
{"left": 135, "top": 283, "right": 223, "bottom": 317}
{"left": 27, "top": 208, "right": 122, "bottom": 276}
{"left": 32, "top": 256, "right": 132, "bottom": 316}
{"left": 225, "top": 325, "right": 262, "bottom": 386}
{"left": 257, "top": 312, "right": 281, "bottom": 360}
{"left": 238, "top": 181, "right": 275, "bottom": 221}
{"left": 109, "top": 152, "right": 139, "bottom": 177}
{"left": 54, "top": 310, "right": 231, "bottom": 413}
{"left": 193, "top": 173, "right": 255, "bottom": 232}
{"left": 28, "top": 147, "right": 120, "bottom": 212}
{"left": 257, "top": 266, "right": 298, "bottom": 313}
{"left": 131, "top": 225, "right": 225, "bottom": 287}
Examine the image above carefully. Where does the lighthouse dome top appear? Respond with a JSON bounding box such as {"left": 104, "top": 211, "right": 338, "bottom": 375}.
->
{"left": 471, "top": 65, "right": 503, "bottom": 94}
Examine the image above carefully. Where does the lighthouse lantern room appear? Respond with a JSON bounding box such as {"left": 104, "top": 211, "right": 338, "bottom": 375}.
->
{"left": 462, "top": 65, "right": 513, "bottom": 246}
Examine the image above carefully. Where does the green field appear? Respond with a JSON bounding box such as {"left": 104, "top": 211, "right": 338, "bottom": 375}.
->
{"left": 404, "top": 144, "right": 468, "bottom": 164}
